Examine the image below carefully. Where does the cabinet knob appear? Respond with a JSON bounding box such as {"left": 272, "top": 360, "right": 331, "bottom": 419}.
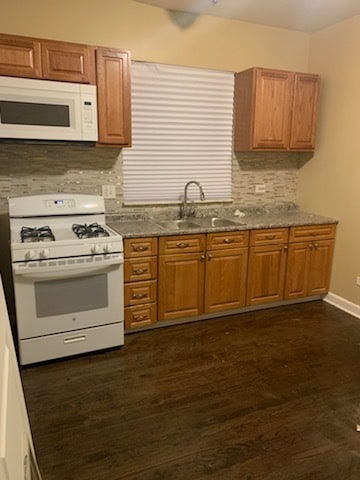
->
{"left": 176, "top": 242, "right": 190, "bottom": 248}
{"left": 208, "top": 253, "right": 213, "bottom": 260}
{"left": 200, "top": 255, "right": 205, "bottom": 261}
{"left": 309, "top": 244, "right": 313, "bottom": 250}
{"left": 283, "top": 245, "right": 288, "bottom": 251}
{"left": 314, "top": 243, "right": 319, "bottom": 249}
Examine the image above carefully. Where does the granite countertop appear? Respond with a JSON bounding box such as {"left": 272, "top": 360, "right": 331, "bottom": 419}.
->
{"left": 107, "top": 205, "right": 338, "bottom": 239}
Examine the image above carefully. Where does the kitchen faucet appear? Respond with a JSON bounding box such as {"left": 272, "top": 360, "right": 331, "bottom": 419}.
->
{"left": 180, "top": 181, "right": 206, "bottom": 218}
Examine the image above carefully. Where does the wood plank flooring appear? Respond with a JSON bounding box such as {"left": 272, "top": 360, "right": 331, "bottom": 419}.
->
{"left": 21, "top": 300, "right": 360, "bottom": 479}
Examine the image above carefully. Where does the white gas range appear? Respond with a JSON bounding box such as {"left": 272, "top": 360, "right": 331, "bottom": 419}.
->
{"left": 9, "top": 194, "right": 124, "bottom": 365}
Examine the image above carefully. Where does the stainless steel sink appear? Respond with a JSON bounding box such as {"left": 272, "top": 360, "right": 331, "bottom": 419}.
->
{"left": 155, "top": 219, "right": 200, "bottom": 230}
{"left": 198, "top": 217, "right": 238, "bottom": 227}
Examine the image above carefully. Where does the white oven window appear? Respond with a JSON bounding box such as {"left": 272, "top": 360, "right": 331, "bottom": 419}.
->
{"left": 34, "top": 274, "right": 108, "bottom": 318}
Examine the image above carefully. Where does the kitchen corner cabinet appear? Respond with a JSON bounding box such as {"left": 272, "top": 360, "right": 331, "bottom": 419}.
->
{"left": 0, "top": 33, "right": 95, "bottom": 83}
{"left": 285, "top": 224, "right": 336, "bottom": 299}
{"left": 234, "top": 67, "right": 320, "bottom": 152}
{"left": 246, "top": 228, "right": 289, "bottom": 306}
{"left": 95, "top": 48, "right": 132, "bottom": 146}
{"left": 124, "top": 237, "right": 158, "bottom": 330}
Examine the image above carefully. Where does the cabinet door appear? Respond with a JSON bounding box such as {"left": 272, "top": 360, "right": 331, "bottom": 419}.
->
{"left": 252, "top": 68, "right": 293, "bottom": 150}
{"left": 158, "top": 253, "right": 205, "bottom": 321}
{"left": 41, "top": 41, "right": 95, "bottom": 84}
{"left": 289, "top": 73, "right": 320, "bottom": 150}
{"left": 307, "top": 240, "right": 335, "bottom": 296}
{"left": 204, "top": 247, "right": 248, "bottom": 314}
{"left": 246, "top": 244, "right": 287, "bottom": 306}
{"left": 284, "top": 242, "right": 311, "bottom": 300}
{"left": 96, "top": 48, "right": 131, "bottom": 145}
{"left": 0, "top": 33, "right": 41, "bottom": 78}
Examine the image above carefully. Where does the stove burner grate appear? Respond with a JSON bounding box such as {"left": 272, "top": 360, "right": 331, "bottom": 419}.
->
{"left": 21, "top": 226, "right": 55, "bottom": 243}
{"left": 72, "top": 222, "right": 110, "bottom": 239}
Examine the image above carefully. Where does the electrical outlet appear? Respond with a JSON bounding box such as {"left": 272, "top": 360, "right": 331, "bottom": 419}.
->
{"left": 255, "top": 184, "right": 266, "bottom": 194}
{"left": 356, "top": 276, "right": 360, "bottom": 286}
{"left": 102, "top": 185, "right": 116, "bottom": 199}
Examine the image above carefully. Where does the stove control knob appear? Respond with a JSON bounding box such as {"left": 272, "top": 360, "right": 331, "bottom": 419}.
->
{"left": 40, "top": 248, "right": 50, "bottom": 259}
{"left": 103, "top": 243, "right": 112, "bottom": 253}
{"left": 25, "top": 250, "right": 36, "bottom": 260}
{"left": 91, "top": 244, "right": 101, "bottom": 254}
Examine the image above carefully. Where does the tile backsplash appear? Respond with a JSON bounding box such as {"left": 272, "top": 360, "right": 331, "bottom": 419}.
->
{"left": 0, "top": 142, "right": 302, "bottom": 213}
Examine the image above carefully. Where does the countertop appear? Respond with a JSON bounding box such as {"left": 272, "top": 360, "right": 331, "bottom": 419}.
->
{"left": 107, "top": 205, "right": 338, "bottom": 239}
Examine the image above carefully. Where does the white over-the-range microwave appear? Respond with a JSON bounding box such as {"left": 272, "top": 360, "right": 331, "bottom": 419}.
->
{"left": 0, "top": 75, "right": 98, "bottom": 141}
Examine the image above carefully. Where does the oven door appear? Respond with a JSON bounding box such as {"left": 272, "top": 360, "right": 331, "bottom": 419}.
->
{"left": 12, "top": 258, "right": 123, "bottom": 340}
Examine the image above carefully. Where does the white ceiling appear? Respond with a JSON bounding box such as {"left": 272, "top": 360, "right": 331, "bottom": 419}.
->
{"left": 135, "top": 0, "right": 360, "bottom": 33}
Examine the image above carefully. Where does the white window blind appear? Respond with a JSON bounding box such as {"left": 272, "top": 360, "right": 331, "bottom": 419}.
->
{"left": 123, "top": 61, "right": 234, "bottom": 205}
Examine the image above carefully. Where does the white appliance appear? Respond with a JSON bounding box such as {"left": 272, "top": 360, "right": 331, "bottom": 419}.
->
{"left": 9, "top": 194, "right": 124, "bottom": 365}
{"left": 0, "top": 76, "right": 98, "bottom": 141}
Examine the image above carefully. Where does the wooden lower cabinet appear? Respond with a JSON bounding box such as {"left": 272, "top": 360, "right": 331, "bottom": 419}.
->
{"left": 158, "top": 232, "right": 249, "bottom": 321}
{"left": 285, "top": 225, "right": 336, "bottom": 299}
{"left": 246, "top": 228, "right": 289, "bottom": 306}
{"left": 246, "top": 243, "right": 288, "bottom": 306}
{"left": 158, "top": 251, "right": 205, "bottom": 321}
{"left": 124, "top": 237, "right": 158, "bottom": 331}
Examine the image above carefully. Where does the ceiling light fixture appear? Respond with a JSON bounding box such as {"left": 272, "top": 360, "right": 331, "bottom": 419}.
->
{"left": 211, "top": 0, "right": 219, "bottom": 5}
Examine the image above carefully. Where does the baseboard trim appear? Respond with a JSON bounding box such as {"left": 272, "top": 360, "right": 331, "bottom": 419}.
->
{"left": 324, "top": 292, "right": 360, "bottom": 320}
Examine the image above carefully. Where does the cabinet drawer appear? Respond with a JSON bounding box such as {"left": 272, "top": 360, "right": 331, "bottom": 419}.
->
{"left": 124, "top": 280, "right": 157, "bottom": 306}
{"left": 159, "top": 234, "right": 205, "bottom": 255}
{"left": 250, "top": 228, "right": 289, "bottom": 246}
{"left": 289, "top": 224, "right": 336, "bottom": 243}
{"left": 124, "top": 237, "right": 158, "bottom": 258}
{"left": 207, "top": 231, "right": 249, "bottom": 250}
{"left": 124, "top": 257, "right": 157, "bottom": 282}
{"left": 125, "top": 303, "right": 157, "bottom": 330}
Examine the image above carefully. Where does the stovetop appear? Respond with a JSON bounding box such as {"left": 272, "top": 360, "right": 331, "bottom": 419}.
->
{"left": 9, "top": 194, "right": 123, "bottom": 262}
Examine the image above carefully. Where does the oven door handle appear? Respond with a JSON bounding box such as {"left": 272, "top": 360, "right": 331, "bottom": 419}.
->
{"left": 13, "top": 258, "right": 123, "bottom": 280}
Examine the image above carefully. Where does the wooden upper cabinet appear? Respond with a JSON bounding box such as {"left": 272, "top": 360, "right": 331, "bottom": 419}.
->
{"left": 96, "top": 48, "right": 132, "bottom": 146}
{"left": 289, "top": 73, "right": 320, "bottom": 150}
{"left": 0, "top": 33, "right": 95, "bottom": 83}
{"left": 0, "top": 33, "right": 41, "bottom": 78}
{"left": 234, "top": 67, "right": 320, "bottom": 152}
{"left": 41, "top": 40, "right": 95, "bottom": 84}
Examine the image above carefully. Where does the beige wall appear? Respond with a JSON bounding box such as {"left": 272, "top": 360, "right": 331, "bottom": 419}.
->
{"left": 0, "top": 0, "right": 309, "bottom": 72}
{"left": 297, "top": 16, "right": 360, "bottom": 305}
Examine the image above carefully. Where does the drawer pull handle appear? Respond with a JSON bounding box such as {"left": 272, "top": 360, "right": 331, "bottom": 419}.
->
{"left": 176, "top": 242, "right": 190, "bottom": 248}
{"left": 134, "top": 268, "right": 147, "bottom": 275}
{"left": 224, "top": 238, "right": 233, "bottom": 244}
{"left": 133, "top": 245, "right": 148, "bottom": 252}
{"left": 266, "top": 234, "right": 275, "bottom": 240}
{"left": 64, "top": 335, "right": 86, "bottom": 344}
{"left": 134, "top": 314, "right": 148, "bottom": 322}
{"left": 132, "top": 293, "right": 147, "bottom": 299}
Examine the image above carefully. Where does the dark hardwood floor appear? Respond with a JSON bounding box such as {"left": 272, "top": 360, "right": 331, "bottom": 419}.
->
{"left": 21, "top": 300, "right": 360, "bottom": 480}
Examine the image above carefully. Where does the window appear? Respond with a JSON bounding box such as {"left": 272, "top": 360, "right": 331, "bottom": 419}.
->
{"left": 123, "top": 61, "right": 234, "bottom": 204}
